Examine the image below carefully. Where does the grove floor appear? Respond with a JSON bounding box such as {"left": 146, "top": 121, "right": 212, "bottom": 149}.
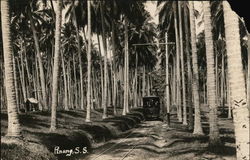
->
{"left": 1, "top": 108, "right": 236, "bottom": 160}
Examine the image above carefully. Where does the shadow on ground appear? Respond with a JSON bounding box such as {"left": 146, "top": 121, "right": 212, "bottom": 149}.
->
{"left": 88, "top": 113, "right": 236, "bottom": 160}
{"left": 1, "top": 108, "right": 145, "bottom": 160}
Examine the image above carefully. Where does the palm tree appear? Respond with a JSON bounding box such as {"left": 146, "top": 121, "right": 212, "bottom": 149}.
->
{"left": 248, "top": 33, "right": 250, "bottom": 108}
{"left": 27, "top": 3, "right": 47, "bottom": 110}
{"left": 86, "top": 0, "right": 92, "bottom": 122}
{"left": 111, "top": 0, "right": 148, "bottom": 115}
{"left": 125, "top": 15, "right": 157, "bottom": 109}
{"left": 165, "top": 32, "right": 170, "bottom": 126}
{"left": 1, "top": 0, "right": 21, "bottom": 137}
{"left": 100, "top": 1, "right": 108, "bottom": 119}
{"left": 203, "top": 1, "right": 221, "bottom": 146}
{"left": 223, "top": 1, "right": 250, "bottom": 159}
{"left": 10, "top": 0, "right": 49, "bottom": 110}
{"left": 183, "top": 1, "right": 194, "bottom": 131}
{"left": 111, "top": 2, "right": 118, "bottom": 114}
{"left": 69, "top": 1, "right": 84, "bottom": 110}
{"left": 189, "top": 1, "right": 204, "bottom": 135}
{"left": 50, "top": 0, "right": 62, "bottom": 131}
{"left": 158, "top": 0, "right": 183, "bottom": 122}
{"left": 123, "top": 16, "right": 129, "bottom": 115}
{"left": 61, "top": 22, "right": 80, "bottom": 110}
{"left": 173, "top": 1, "right": 182, "bottom": 122}
{"left": 178, "top": 1, "right": 187, "bottom": 125}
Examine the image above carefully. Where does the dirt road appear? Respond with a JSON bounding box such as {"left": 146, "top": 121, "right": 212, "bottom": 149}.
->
{"left": 84, "top": 121, "right": 169, "bottom": 160}
{"left": 83, "top": 119, "right": 235, "bottom": 160}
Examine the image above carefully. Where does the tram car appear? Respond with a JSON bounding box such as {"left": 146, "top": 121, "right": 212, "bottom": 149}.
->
{"left": 143, "top": 96, "right": 160, "bottom": 120}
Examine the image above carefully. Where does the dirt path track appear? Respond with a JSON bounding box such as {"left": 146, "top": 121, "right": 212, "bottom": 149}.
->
{"left": 84, "top": 121, "right": 173, "bottom": 160}
{"left": 83, "top": 119, "right": 235, "bottom": 160}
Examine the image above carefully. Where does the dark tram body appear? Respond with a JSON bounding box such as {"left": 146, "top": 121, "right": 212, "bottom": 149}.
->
{"left": 143, "top": 96, "right": 160, "bottom": 120}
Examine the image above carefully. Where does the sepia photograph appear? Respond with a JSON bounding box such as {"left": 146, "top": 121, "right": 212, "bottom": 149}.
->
{"left": 0, "top": 0, "right": 249, "bottom": 160}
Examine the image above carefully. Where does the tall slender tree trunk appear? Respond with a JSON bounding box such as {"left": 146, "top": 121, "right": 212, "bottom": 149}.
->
{"left": 147, "top": 73, "right": 150, "bottom": 96}
{"left": 178, "top": 1, "right": 187, "bottom": 125}
{"left": 215, "top": 51, "right": 219, "bottom": 107}
{"left": 165, "top": 32, "right": 170, "bottom": 126}
{"left": 72, "top": 54, "right": 78, "bottom": 108}
{"left": 61, "top": 51, "right": 68, "bottom": 110}
{"left": 23, "top": 40, "right": 32, "bottom": 98}
{"left": 226, "top": 70, "right": 232, "bottom": 118}
{"left": 189, "top": 1, "right": 204, "bottom": 135}
{"left": 203, "top": 1, "right": 221, "bottom": 146}
{"left": 90, "top": 74, "right": 94, "bottom": 110}
{"left": 28, "top": 9, "right": 47, "bottom": 110}
{"left": 247, "top": 33, "right": 250, "bottom": 109}
{"left": 17, "top": 54, "right": 26, "bottom": 103}
{"left": 172, "top": 58, "right": 176, "bottom": 106}
{"left": 20, "top": 50, "right": 30, "bottom": 99}
{"left": 67, "top": 64, "right": 72, "bottom": 109}
{"left": 50, "top": 0, "right": 62, "bottom": 132}
{"left": 126, "top": 19, "right": 130, "bottom": 114}
{"left": 142, "top": 66, "right": 146, "bottom": 97}
{"left": 123, "top": 45, "right": 127, "bottom": 115}
{"left": 119, "top": 65, "right": 123, "bottom": 107}
{"left": 21, "top": 40, "right": 31, "bottom": 97}
{"left": 97, "top": 34, "right": 104, "bottom": 107}
{"left": 223, "top": 2, "right": 250, "bottom": 159}
{"left": 100, "top": 1, "right": 108, "bottom": 119}
{"left": 134, "top": 52, "right": 138, "bottom": 108}
{"left": 72, "top": 7, "right": 84, "bottom": 110}
{"left": 221, "top": 54, "right": 225, "bottom": 109}
{"left": 184, "top": 2, "right": 194, "bottom": 130}
{"left": 203, "top": 78, "right": 207, "bottom": 104}
{"left": 113, "top": 71, "right": 117, "bottom": 110}
{"left": 12, "top": 55, "right": 19, "bottom": 112}
{"left": 86, "top": 0, "right": 92, "bottom": 122}
{"left": 1, "top": 0, "right": 21, "bottom": 137}
{"left": 174, "top": 2, "right": 182, "bottom": 122}
{"left": 123, "top": 16, "right": 129, "bottom": 115}
{"left": 138, "top": 72, "right": 142, "bottom": 106}
{"left": 35, "top": 57, "right": 42, "bottom": 110}
{"left": 111, "top": 23, "right": 117, "bottom": 113}
{"left": 33, "top": 71, "right": 38, "bottom": 100}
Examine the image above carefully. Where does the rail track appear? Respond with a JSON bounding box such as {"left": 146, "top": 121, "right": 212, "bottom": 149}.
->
{"left": 86, "top": 121, "right": 163, "bottom": 160}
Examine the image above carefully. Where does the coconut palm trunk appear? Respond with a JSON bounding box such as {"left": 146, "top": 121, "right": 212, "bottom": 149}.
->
{"left": 97, "top": 34, "right": 104, "bottom": 107}
{"left": 178, "top": 1, "right": 187, "bottom": 125}
{"left": 203, "top": 1, "right": 221, "bottom": 146}
{"left": 165, "top": 32, "right": 170, "bottom": 126}
{"left": 134, "top": 52, "right": 138, "bottom": 108}
{"left": 142, "top": 65, "right": 146, "bottom": 97}
{"left": 173, "top": 1, "right": 182, "bottom": 122}
{"left": 226, "top": 70, "right": 232, "bottom": 118}
{"left": 189, "top": 1, "right": 204, "bottom": 135}
{"left": 86, "top": 0, "right": 92, "bottom": 122}
{"left": 16, "top": 53, "right": 26, "bottom": 104}
{"left": 12, "top": 55, "right": 19, "bottom": 113}
{"left": 100, "top": 1, "right": 108, "bottom": 119}
{"left": 111, "top": 18, "right": 117, "bottom": 114}
{"left": 123, "top": 16, "right": 129, "bottom": 115}
{"left": 19, "top": 45, "right": 29, "bottom": 101}
{"left": 221, "top": 54, "right": 225, "bottom": 108}
{"left": 247, "top": 33, "right": 250, "bottom": 109}
{"left": 50, "top": 0, "right": 62, "bottom": 131}
{"left": 125, "top": 18, "right": 130, "bottom": 114}
{"left": 223, "top": 2, "right": 250, "bottom": 159}
{"left": 1, "top": 0, "right": 21, "bottom": 137}
{"left": 28, "top": 9, "right": 47, "bottom": 110}
{"left": 72, "top": 8, "right": 84, "bottom": 110}
{"left": 172, "top": 57, "right": 176, "bottom": 106}
{"left": 61, "top": 50, "right": 69, "bottom": 110}
{"left": 183, "top": 2, "right": 194, "bottom": 130}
